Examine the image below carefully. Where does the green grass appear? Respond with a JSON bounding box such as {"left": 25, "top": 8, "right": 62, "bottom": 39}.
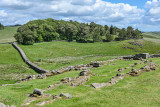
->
{"left": 19, "top": 40, "right": 160, "bottom": 70}
{"left": 143, "top": 32, "right": 160, "bottom": 43}
{"left": 0, "top": 38, "right": 159, "bottom": 85}
{"left": 0, "top": 44, "right": 36, "bottom": 85}
{"left": 0, "top": 26, "right": 18, "bottom": 43}
{"left": 0, "top": 27, "right": 160, "bottom": 106}
{"left": 0, "top": 58, "right": 159, "bottom": 107}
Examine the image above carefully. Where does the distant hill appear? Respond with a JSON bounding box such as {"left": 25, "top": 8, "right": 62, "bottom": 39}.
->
{"left": 142, "top": 32, "right": 160, "bottom": 43}
{"left": 5, "top": 24, "right": 22, "bottom": 27}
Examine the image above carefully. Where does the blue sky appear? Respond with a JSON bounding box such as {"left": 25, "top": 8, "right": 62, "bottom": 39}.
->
{"left": 103, "top": 0, "right": 149, "bottom": 8}
{"left": 0, "top": 0, "right": 160, "bottom": 31}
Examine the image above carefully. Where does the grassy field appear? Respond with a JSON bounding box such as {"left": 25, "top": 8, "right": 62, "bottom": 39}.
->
{"left": 0, "top": 44, "right": 37, "bottom": 85}
{"left": 143, "top": 32, "right": 160, "bottom": 43}
{"left": 19, "top": 40, "right": 160, "bottom": 70}
{"left": 0, "top": 58, "right": 159, "bottom": 107}
{"left": 0, "top": 39, "right": 160, "bottom": 85}
{"left": 0, "top": 28, "right": 160, "bottom": 106}
{"left": 0, "top": 26, "right": 18, "bottom": 43}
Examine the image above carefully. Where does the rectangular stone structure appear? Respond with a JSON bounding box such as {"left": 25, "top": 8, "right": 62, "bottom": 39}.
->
{"left": 134, "top": 53, "right": 150, "bottom": 59}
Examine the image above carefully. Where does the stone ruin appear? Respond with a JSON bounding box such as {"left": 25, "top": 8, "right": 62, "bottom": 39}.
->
{"left": 128, "top": 62, "right": 159, "bottom": 76}
{"left": 48, "top": 70, "right": 94, "bottom": 90}
{"left": 92, "top": 61, "right": 159, "bottom": 89}
{"left": 91, "top": 73, "right": 125, "bottom": 89}
{"left": 123, "top": 53, "right": 160, "bottom": 60}
{"left": 134, "top": 53, "right": 150, "bottom": 60}
{"left": 0, "top": 103, "right": 15, "bottom": 107}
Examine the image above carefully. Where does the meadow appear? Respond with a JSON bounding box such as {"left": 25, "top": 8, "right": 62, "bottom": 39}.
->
{"left": 0, "top": 58, "right": 159, "bottom": 107}
{"left": 143, "top": 32, "right": 160, "bottom": 43}
{"left": 0, "top": 26, "right": 18, "bottom": 43}
{"left": 0, "top": 27, "right": 160, "bottom": 107}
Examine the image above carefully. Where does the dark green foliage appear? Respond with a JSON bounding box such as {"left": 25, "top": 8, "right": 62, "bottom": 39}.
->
{"left": 14, "top": 18, "right": 143, "bottom": 45}
{"left": 105, "top": 31, "right": 114, "bottom": 42}
{"left": 110, "top": 25, "right": 116, "bottom": 35}
{"left": 118, "top": 27, "right": 143, "bottom": 40}
{"left": 0, "top": 23, "right": 4, "bottom": 30}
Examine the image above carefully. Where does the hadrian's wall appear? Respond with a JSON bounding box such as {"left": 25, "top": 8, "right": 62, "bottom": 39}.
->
{"left": 12, "top": 42, "right": 49, "bottom": 73}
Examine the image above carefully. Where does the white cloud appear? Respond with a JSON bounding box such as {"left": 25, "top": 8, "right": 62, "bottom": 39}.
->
{"left": 0, "top": 10, "right": 7, "bottom": 17}
{"left": 0, "top": 0, "right": 160, "bottom": 31}
{"left": 71, "top": 0, "right": 96, "bottom": 5}
{"left": 144, "top": 0, "right": 160, "bottom": 25}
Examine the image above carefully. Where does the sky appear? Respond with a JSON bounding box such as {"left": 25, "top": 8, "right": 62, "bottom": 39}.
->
{"left": 0, "top": 0, "right": 160, "bottom": 31}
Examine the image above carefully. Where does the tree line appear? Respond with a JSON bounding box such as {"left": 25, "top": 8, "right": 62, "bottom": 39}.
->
{"left": 14, "top": 18, "right": 143, "bottom": 45}
{"left": 0, "top": 23, "right": 4, "bottom": 30}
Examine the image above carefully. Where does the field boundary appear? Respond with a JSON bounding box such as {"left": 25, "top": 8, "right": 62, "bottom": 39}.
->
{"left": 12, "top": 42, "right": 49, "bottom": 73}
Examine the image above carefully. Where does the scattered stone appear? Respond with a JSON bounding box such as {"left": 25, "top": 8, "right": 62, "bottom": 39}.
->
{"left": 36, "top": 101, "right": 46, "bottom": 106}
{"left": 36, "top": 99, "right": 55, "bottom": 106}
{"left": 79, "top": 70, "right": 93, "bottom": 76}
{"left": 125, "top": 67, "right": 130, "bottom": 69}
{"left": 70, "top": 76, "right": 90, "bottom": 86}
{"left": 128, "top": 69, "right": 142, "bottom": 76}
{"left": 30, "top": 88, "right": 43, "bottom": 97}
{"left": 91, "top": 83, "right": 111, "bottom": 89}
{"left": 37, "top": 74, "right": 46, "bottom": 79}
{"left": 53, "top": 95, "right": 61, "bottom": 99}
{"left": 38, "top": 59, "right": 42, "bottom": 62}
{"left": 0, "top": 102, "right": 16, "bottom": 107}
{"left": 32, "top": 75, "right": 36, "bottom": 79}
{"left": 141, "top": 62, "right": 159, "bottom": 71}
{"left": 93, "top": 62, "right": 100, "bottom": 67}
{"left": 34, "top": 89, "right": 43, "bottom": 96}
{"left": 51, "top": 70, "right": 59, "bottom": 75}
{"left": 21, "top": 98, "right": 36, "bottom": 106}
{"left": 134, "top": 62, "right": 138, "bottom": 65}
{"left": 110, "top": 74, "right": 125, "bottom": 84}
{"left": 60, "top": 93, "right": 72, "bottom": 99}
{"left": 118, "top": 68, "right": 124, "bottom": 73}
{"left": 61, "top": 77, "right": 72, "bottom": 83}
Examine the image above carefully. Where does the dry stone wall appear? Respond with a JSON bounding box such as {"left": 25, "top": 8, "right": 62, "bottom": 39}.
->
{"left": 12, "top": 42, "right": 49, "bottom": 74}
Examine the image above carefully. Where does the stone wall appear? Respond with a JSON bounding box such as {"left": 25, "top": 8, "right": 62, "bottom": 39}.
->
{"left": 150, "top": 54, "right": 160, "bottom": 58}
{"left": 12, "top": 42, "right": 49, "bottom": 73}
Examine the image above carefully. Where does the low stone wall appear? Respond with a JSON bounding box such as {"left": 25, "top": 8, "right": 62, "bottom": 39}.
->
{"left": 12, "top": 42, "right": 49, "bottom": 73}
{"left": 150, "top": 54, "right": 160, "bottom": 58}
{"left": 123, "top": 53, "right": 160, "bottom": 60}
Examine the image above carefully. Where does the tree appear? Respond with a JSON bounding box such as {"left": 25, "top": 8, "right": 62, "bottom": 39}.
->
{"left": 133, "top": 28, "right": 142, "bottom": 39}
{"left": 0, "top": 23, "right": 4, "bottom": 30}
{"left": 104, "top": 25, "right": 109, "bottom": 32}
{"left": 65, "top": 23, "right": 78, "bottom": 41}
{"left": 110, "top": 25, "right": 116, "bottom": 35}
{"left": 118, "top": 28, "right": 127, "bottom": 40}
{"left": 105, "top": 31, "right": 112, "bottom": 42}
{"left": 127, "top": 26, "right": 134, "bottom": 39}
{"left": 77, "top": 23, "right": 90, "bottom": 42}
{"left": 14, "top": 18, "right": 143, "bottom": 45}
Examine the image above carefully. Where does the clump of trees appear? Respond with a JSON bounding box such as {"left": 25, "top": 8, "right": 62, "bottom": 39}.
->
{"left": 0, "top": 23, "right": 4, "bottom": 30}
{"left": 14, "top": 18, "right": 143, "bottom": 45}
{"left": 118, "top": 26, "right": 143, "bottom": 40}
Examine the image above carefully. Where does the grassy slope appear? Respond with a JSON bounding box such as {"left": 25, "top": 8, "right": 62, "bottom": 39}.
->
{"left": 0, "top": 58, "right": 159, "bottom": 107}
{"left": 0, "top": 26, "right": 18, "bottom": 43}
{"left": 143, "top": 32, "right": 160, "bottom": 43}
{"left": 0, "top": 39, "right": 159, "bottom": 84}
{"left": 19, "top": 40, "right": 160, "bottom": 70}
{"left": 0, "top": 28, "right": 160, "bottom": 106}
{"left": 0, "top": 44, "right": 37, "bottom": 85}
{"left": 0, "top": 26, "right": 36, "bottom": 85}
